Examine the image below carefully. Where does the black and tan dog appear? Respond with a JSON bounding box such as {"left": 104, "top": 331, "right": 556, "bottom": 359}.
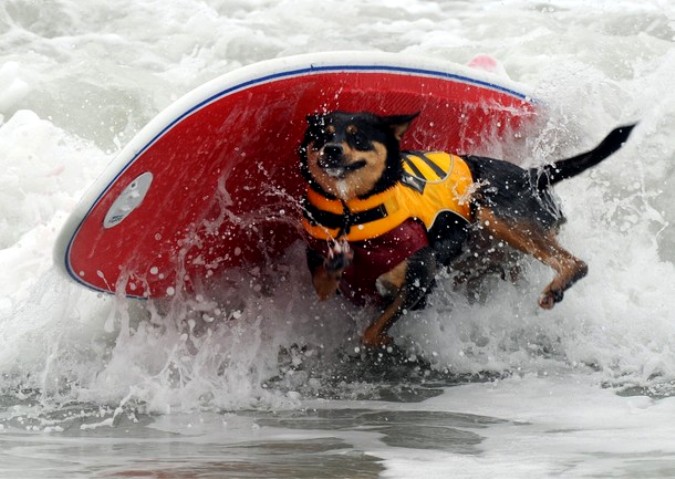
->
{"left": 299, "top": 111, "right": 635, "bottom": 348}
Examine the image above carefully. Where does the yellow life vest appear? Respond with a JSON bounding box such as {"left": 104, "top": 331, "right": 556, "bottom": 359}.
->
{"left": 302, "top": 151, "right": 474, "bottom": 242}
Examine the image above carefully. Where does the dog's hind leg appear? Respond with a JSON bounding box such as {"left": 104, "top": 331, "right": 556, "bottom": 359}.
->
{"left": 476, "top": 208, "right": 588, "bottom": 309}
{"left": 362, "top": 248, "right": 437, "bottom": 348}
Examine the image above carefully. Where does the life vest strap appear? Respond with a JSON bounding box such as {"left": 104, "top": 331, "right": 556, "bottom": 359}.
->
{"left": 303, "top": 197, "right": 388, "bottom": 237}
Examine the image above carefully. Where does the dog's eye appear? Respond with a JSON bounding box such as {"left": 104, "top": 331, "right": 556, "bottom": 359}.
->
{"left": 351, "top": 132, "right": 371, "bottom": 151}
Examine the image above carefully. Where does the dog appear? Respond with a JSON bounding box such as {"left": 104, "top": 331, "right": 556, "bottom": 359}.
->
{"left": 298, "top": 111, "right": 635, "bottom": 348}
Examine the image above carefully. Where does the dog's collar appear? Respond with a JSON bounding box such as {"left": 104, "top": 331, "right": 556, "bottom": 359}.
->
{"left": 302, "top": 151, "right": 474, "bottom": 242}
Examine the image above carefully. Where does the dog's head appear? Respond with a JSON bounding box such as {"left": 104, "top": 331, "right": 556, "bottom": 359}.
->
{"left": 299, "top": 111, "right": 419, "bottom": 200}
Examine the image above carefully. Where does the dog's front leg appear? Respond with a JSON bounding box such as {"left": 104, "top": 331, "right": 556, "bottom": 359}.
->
{"left": 306, "top": 239, "right": 353, "bottom": 300}
{"left": 362, "top": 247, "right": 437, "bottom": 348}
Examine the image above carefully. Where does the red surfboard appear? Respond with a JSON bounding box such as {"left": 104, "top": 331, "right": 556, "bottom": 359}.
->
{"left": 54, "top": 52, "right": 539, "bottom": 299}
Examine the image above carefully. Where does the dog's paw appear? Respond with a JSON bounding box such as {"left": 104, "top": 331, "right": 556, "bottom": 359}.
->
{"left": 539, "top": 289, "right": 564, "bottom": 310}
{"left": 324, "top": 239, "right": 353, "bottom": 274}
{"left": 361, "top": 328, "right": 393, "bottom": 349}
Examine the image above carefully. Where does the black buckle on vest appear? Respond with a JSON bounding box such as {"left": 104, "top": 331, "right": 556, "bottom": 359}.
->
{"left": 303, "top": 197, "right": 388, "bottom": 237}
{"left": 401, "top": 172, "right": 426, "bottom": 193}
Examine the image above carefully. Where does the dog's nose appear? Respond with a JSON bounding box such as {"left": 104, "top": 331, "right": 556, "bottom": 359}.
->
{"left": 323, "top": 144, "right": 343, "bottom": 164}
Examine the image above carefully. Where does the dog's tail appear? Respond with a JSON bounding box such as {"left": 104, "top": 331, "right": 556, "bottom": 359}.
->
{"left": 535, "top": 123, "right": 637, "bottom": 190}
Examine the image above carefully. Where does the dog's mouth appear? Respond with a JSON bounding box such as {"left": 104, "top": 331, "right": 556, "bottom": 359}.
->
{"left": 320, "top": 159, "right": 367, "bottom": 178}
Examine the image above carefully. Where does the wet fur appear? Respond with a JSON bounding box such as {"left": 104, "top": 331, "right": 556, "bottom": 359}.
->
{"left": 300, "top": 111, "right": 636, "bottom": 348}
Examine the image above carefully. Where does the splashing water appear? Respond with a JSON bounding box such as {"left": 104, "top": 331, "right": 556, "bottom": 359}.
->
{"left": 1, "top": 0, "right": 675, "bottom": 476}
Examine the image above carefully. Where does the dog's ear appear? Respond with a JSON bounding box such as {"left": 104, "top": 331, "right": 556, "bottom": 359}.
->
{"left": 382, "top": 112, "right": 420, "bottom": 140}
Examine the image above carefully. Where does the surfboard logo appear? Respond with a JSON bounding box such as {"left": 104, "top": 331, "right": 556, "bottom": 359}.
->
{"left": 103, "top": 172, "right": 154, "bottom": 229}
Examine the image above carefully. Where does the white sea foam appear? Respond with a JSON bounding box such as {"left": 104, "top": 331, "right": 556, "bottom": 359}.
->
{"left": 1, "top": 0, "right": 675, "bottom": 476}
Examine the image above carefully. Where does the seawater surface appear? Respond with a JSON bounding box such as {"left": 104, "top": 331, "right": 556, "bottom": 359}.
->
{"left": 1, "top": 0, "right": 675, "bottom": 477}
